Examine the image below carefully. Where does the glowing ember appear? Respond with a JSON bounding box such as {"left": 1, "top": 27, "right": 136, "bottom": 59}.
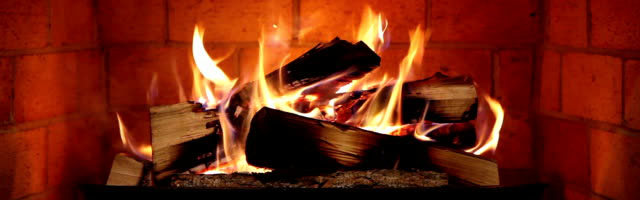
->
{"left": 116, "top": 113, "right": 152, "bottom": 161}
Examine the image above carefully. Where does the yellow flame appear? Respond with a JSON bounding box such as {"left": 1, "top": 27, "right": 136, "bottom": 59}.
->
{"left": 116, "top": 113, "right": 152, "bottom": 161}
{"left": 191, "top": 26, "right": 237, "bottom": 108}
{"left": 356, "top": 6, "right": 388, "bottom": 52}
{"left": 356, "top": 26, "right": 426, "bottom": 134}
{"left": 465, "top": 96, "right": 504, "bottom": 155}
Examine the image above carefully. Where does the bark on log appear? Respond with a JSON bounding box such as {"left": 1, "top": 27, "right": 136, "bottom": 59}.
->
{"left": 170, "top": 169, "right": 447, "bottom": 188}
{"left": 150, "top": 102, "right": 219, "bottom": 181}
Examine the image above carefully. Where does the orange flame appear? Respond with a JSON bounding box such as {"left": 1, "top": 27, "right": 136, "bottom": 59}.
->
{"left": 356, "top": 5, "right": 388, "bottom": 52}
{"left": 465, "top": 95, "right": 504, "bottom": 155}
{"left": 191, "top": 26, "right": 237, "bottom": 108}
{"left": 116, "top": 113, "right": 152, "bottom": 161}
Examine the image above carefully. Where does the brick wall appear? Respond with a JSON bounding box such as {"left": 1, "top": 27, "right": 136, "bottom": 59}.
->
{"left": 1, "top": 0, "right": 542, "bottom": 199}
{"left": 536, "top": 0, "right": 640, "bottom": 199}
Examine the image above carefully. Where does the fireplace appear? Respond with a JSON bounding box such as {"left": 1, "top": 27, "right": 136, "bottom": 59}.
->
{"left": 0, "top": 0, "right": 638, "bottom": 199}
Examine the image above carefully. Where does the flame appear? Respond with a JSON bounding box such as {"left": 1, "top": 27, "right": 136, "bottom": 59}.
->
{"left": 116, "top": 113, "right": 152, "bottom": 161}
{"left": 191, "top": 26, "right": 237, "bottom": 108}
{"left": 356, "top": 6, "right": 388, "bottom": 52}
{"left": 465, "top": 95, "right": 504, "bottom": 155}
{"left": 350, "top": 26, "right": 427, "bottom": 134}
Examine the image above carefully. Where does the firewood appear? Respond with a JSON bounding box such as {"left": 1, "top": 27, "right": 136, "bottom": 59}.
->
{"left": 245, "top": 107, "right": 404, "bottom": 170}
{"left": 150, "top": 102, "right": 219, "bottom": 181}
{"left": 390, "top": 122, "right": 476, "bottom": 149}
{"left": 332, "top": 72, "right": 477, "bottom": 124}
{"left": 107, "top": 153, "right": 146, "bottom": 186}
{"left": 227, "top": 37, "right": 381, "bottom": 120}
{"left": 245, "top": 107, "right": 498, "bottom": 186}
{"left": 400, "top": 144, "right": 499, "bottom": 186}
{"left": 170, "top": 169, "right": 447, "bottom": 188}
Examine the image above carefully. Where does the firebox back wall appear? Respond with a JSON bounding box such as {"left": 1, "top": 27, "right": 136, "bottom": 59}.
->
{"left": 0, "top": 0, "right": 634, "bottom": 199}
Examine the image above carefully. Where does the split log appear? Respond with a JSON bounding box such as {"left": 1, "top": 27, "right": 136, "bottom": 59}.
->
{"left": 245, "top": 107, "right": 404, "bottom": 170}
{"left": 150, "top": 102, "right": 219, "bottom": 181}
{"left": 107, "top": 153, "right": 146, "bottom": 186}
{"left": 400, "top": 144, "right": 500, "bottom": 186}
{"left": 245, "top": 107, "right": 499, "bottom": 185}
{"left": 332, "top": 72, "right": 477, "bottom": 124}
{"left": 170, "top": 169, "right": 447, "bottom": 188}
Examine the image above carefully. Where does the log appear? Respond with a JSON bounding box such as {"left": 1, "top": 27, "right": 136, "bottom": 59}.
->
{"left": 245, "top": 107, "right": 499, "bottom": 186}
{"left": 245, "top": 107, "right": 404, "bottom": 170}
{"left": 390, "top": 122, "right": 476, "bottom": 149}
{"left": 107, "top": 153, "right": 146, "bottom": 186}
{"left": 150, "top": 102, "right": 219, "bottom": 181}
{"left": 227, "top": 37, "right": 381, "bottom": 120}
{"left": 170, "top": 169, "right": 447, "bottom": 188}
{"left": 332, "top": 72, "right": 478, "bottom": 124}
{"left": 400, "top": 144, "right": 500, "bottom": 186}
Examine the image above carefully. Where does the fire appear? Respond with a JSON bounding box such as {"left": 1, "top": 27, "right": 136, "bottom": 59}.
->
{"left": 356, "top": 5, "right": 388, "bottom": 52}
{"left": 116, "top": 113, "right": 152, "bottom": 161}
{"left": 465, "top": 95, "right": 504, "bottom": 155}
{"left": 349, "top": 26, "right": 428, "bottom": 134}
{"left": 191, "top": 26, "right": 237, "bottom": 108}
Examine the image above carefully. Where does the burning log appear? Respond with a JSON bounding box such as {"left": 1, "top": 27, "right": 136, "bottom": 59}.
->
{"left": 390, "top": 122, "right": 476, "bottom": 149}
{"left": 170, "top": 169, "right": 447, "bottom": 188}
{"left": 245, "top": 107, "right": 404, "bottom": 170}
{"left": 332, "top": 72, "right": 477, "bottom": 124}
{"left": 227, "top": 37, "right": 381, "bottom": 117}
{"left": 107, "top": 153, "right": 149, "bottom": 186}
{"left": 245, "top": 107, "right": 499, "bottom": 186}
{"left": 150, "top": 102, "right": 219, "bottom": 181}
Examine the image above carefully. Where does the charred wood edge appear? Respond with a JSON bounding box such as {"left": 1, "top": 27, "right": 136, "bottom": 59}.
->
{"left": 107, "top": 153, "right": 152, "bottom": 186}
{"left": 246, "top": 107, "right": 499, "bottom": 186}
{"left": 150, "top": 102, "right": 219, "bottom": 181}
{"left": 332, "top": 72, "right": 478, "bottom": 123}
{"left": 169, "top": 169, "right": 448, "bottom": 188}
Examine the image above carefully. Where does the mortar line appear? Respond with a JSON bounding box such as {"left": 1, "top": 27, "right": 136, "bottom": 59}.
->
{"left": 292, "top": 0, "right": 301, "bottom": 43}
{"left": 164, "top": 0, "right": 170, "bottom": 44}
{"left": 47, "top": 0, "right": 53, "bottom": 47}
{"left": 558, "top": 51, "right": 564, "bottom": 112}
{"left": 537, "top": 110, "right": 640, "bottom": 137}
{"left": 621, "top": 59, "right": 627, "bottom": 127}
{"left": 490, "top": 50, "right": 498, "bottom": 97}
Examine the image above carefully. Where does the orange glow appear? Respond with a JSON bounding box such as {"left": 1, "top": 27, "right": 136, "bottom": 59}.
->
{"left": 465, "top": 95, "right": 504, "bottom": 155}
{"left": 116, "top": 113, "right": 152, "bottom": 161}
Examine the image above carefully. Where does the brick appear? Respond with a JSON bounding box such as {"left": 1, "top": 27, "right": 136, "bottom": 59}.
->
{"left": 591, "top": 0, "right": 640, "bottom": 50}
{"left": 0, "top": 0, "right": 49, "bottom": 49}
{"left": 169, "top": 0, "right": 292, "bottom": 42}
{"left": 430, "top": 0, "right": 538, "bottom": 44}
{"left": 98, "top": 0, "right": 166, "bottom": 43}
{"left": 47, "top": 115, "right": 112, "bottom": 187}
{"left": 548, "top": 0, "right": 587, "bottom": 47}
{"left": 299, "top": 0, "right": 424, "bottom": 43}
{"left": 563, "top": 184, "right": 592, "bottom": 200}
{"left": 0, "top": 128, "right": 47, "bottom": 200}
{"left": 497, "top": 50, "right": 533, "bottom": 114}
{"left": 0, "top": 58, "right": 12, "bottom": 124}
{"left": 51, "top": 0, "right": 97, "bottom": 46}
{"left": 495, "top": 113, "right": 534, "bottom": 169}
{"left": 561, "top": 53, "right": 622, "bottom": 124}
{"left": 540, "top": 50, "right": 561, "bottom": 112}
{"left": 624, "top": 60, "right": 640, "bottom": 129}
{"left": 590, "top": 129, "right": 640, "bottom": 200}
{"left": 418, "top": 49, "right": 493, "bottom": 92}
{"left": 110, "top": 111, "right": 151, "bottom": 155}
{"left": 537, "top": 117, "right": 590, "bottom": 188}
{"left": 14, "top": 51, "right": 106, "bottom": 122}
{"left": 109, "top": 46, "right": 237, "bottom": 106}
